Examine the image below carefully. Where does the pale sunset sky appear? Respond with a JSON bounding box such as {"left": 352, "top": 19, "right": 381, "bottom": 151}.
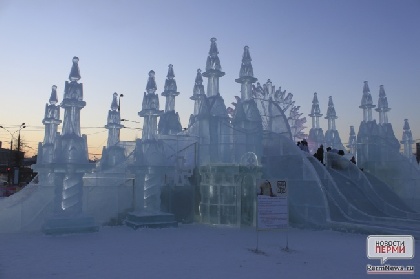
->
{"left": 0, "top": 0, "right": 419, "bottom": 158}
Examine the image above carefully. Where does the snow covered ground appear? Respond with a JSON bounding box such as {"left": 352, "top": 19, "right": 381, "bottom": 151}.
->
{"left": 1, "top": 224, "right": 418, "bottom": 279}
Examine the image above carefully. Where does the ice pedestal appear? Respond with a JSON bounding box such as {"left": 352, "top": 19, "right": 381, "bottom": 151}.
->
{"left": 125, "top": 165, "right": 178, "bottom": 229}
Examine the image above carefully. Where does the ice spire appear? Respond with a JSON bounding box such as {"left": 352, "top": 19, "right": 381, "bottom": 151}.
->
{"left": 325, "top": 96, "right": 337, "bottom": 130}
{"left": 162, "top": 64, "right": 179, "bottom": 112}
{"left": 359, "top": 81, "right": 376, "bottom": 122}
{"left": 146, "top": 70, "right": 157, "bottom": 94}
{"left": 159, "top": 65, "right": 182, "bottom": 135}
{"left": 401, "top": 119, "right": 414, "bottom": 159}
{"left": 49, "top": 85, "right": 58, "bottom": 105}
{"left": 68, "top": 56, "right": 81, "bottom": 82}
{"left": 202, "top": 37, "right": 225, "bottom": 97}
{"left": 105, "top": 92, "right": 123, "bottom": 147}
{"left": 347, "top": 125, "right": 357, "bottom": 156}
{"left": 139, "top": 70, "right": 163, "bottom": 140}
{"left": 62, "top": 57, "right": 85, "bottom": 136}
{"left": 190, "top": 69, "right": 208, "bottom": 118}
{"left": 42, "top": 85, "right": 61, "bottom": 148}
{"left": 309, "top": 92, "right": 322, "bottom": 129}
{"left": 235, "top": 46, "right": 257, "bottom": 101}
{"left": 375, "top": 85, "right": 390, "bottom": 125}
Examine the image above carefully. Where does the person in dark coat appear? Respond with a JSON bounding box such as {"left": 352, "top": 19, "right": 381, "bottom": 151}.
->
{"left": 316, "top": 145, "right": 324, "bottom": 164}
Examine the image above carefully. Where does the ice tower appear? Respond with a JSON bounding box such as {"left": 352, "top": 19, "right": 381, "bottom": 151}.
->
{"left": 324, "top": 96, "right": 345, "bottom": 151}
{"left": 100, "top": 93, "right": 125, "bottom": 169}
{"left": 347, "top": 126, "right": 357, "bottom": 156}
{"left": 126, "top": 70, "right": 177, "bottom": 228}
{"left": 38, "top": 85, "right": 61, "bottom": 165}
{"left": 401, "top": 119, "right": 415, "bottom": 160}
{"left": 233, "top": 46, "right": 262, "bottom": 162}
{"left": 38, "top": 57, "right": 97, "bottom": 234}
{"left": 201, "top": 37, "right": 231, "bottom": 163}
{"left": 308, "top": 92, "right": 324, "bottom": 153}
{"left": 158, "top": 64, "right": 182, "bottom": 135}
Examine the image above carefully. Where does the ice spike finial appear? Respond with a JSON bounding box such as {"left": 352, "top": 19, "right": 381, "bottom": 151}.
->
{"left": 363, "top": 81, "right": 370, "bottom": 94}
{"left": 193, "top": 69, "right": 205, "bottom": 96}
{"left": 164, "top": 64, "right": 177, "bottom": 92}
{"left": 49, "top": 85, "right": 58, "bottom": 105}
{"left": 209, "top": 37, "right": 219, "bottom": 56}
{"left": 167, "top": 64, "right": 175, "bottom": 79}
{"left": 195, "top": 69, "right": 203, "bottom": 85}
{"left": 146, "top": 70, "right": 157, "bottom": 94}
{"left": 69, "top": 56, "right": 81, "bottom": 82}
{"left": 377, "top": 85, "right": 389, "bottom": 110}
{"left": 310, "top": 92, "right": 322, "bottom": 116}
{"left": 111, "top": 92, "right": 119, "bottom": 111}
{"left": 325, "top": 96, "right": 337, "bottom": 119}
{"left": 205, "top": 38, "right": 222, "bottom": 71}
{"left": 239, "top": 46, "right": 254, "bottom": 78}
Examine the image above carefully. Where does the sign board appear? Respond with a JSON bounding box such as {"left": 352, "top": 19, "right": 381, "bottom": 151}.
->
{"left": 257, "top": 179, "right": 288, "bottom": 230}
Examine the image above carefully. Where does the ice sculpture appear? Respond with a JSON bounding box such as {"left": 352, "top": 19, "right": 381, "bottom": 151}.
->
{"left": 158, "top": 64, "right": 182, "bottom": 135}
{"left": 289, "top": 105, "right": 307, "bottom": 142}
{"left": 3, "top": 38, "right": 420, "bottom": 237}
{"left": 250, "top": 79, "right": 292, "bottom": 139}
{"left": 308, "top": 92, "right": 324, "bottom": 154}
{"left": 324, "top": 96, "right": 345, "bottom": 151}
{"left": 36, "top": 57, "right": 97, "bottom": 234}
{"left": 100, "top": 93, "right": 125, "bottom": 169}
{"left": 401, "top": 119, "right": 414, "bottom": 160}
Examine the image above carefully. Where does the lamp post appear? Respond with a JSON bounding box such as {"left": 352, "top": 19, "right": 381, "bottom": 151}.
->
{"left": 118, "top": 93, "right": 124, "bottom": 112}
{"left": 0, "top": 123, "right": 26, "bottom": 184}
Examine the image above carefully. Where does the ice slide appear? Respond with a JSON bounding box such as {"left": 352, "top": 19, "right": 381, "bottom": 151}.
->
{"left": 307, "top": 152, "right": 420, "bottom": 236}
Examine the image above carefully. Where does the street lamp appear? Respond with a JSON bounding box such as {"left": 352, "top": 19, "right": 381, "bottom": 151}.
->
{"left": 0, "top": 123, "right": 26, "bottom": 184}
{"left": 118, "top": 93, "right": 124, "bottom": 112}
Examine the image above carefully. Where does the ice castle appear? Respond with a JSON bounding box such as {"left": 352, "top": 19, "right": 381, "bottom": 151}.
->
{"left": 1, "top": 38, "right": 420, "bottom": 236}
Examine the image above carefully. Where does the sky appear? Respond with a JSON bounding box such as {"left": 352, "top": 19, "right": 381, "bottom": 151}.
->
{"left": 0, "top": 0, "right": 419, "bottom": 158}
{"left": 2, "top": 223, "right": 418, "bottom": 279}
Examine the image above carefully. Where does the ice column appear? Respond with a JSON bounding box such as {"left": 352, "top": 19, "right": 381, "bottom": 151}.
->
{"left": 359, "top": 81, "right": 376, "bottom": 122}
{"left": 401, "top": 119, "right": 414, "bottom": 159}
{"left": 375, "top": 85, "right": 390, "bottom": 125}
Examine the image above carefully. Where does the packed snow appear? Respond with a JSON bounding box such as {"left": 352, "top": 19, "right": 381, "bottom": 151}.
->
{"left": 1, "top": 224, "right": 418, "bottom": 279}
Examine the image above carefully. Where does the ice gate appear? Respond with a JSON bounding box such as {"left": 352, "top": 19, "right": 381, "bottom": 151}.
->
{"left": 2, "top": 38, "right": 420, "bottom": 236}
